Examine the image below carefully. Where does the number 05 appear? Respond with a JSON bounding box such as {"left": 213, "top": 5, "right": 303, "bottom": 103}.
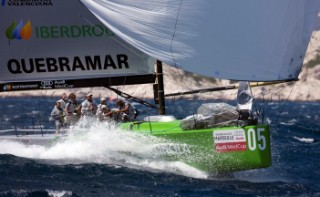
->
{"left": 248, "top": 127, "right": 266, "bottom": 151}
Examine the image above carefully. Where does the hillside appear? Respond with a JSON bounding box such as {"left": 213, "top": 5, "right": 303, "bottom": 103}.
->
{"left": 1, "top": 32, "right": 320, "bottom": 102}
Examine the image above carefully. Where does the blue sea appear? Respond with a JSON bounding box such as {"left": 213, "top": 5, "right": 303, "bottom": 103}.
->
{"left": 0, "top": 97, "right": 319, "bottom": 197}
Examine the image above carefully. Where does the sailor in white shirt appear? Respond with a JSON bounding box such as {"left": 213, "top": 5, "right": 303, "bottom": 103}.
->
{"left": 57, "top": 93, "right": 68, "bottom": 110}
{"left": 50, "top": 100, "right": 65, "bottom": 134}
{"left": 81, "top": 93, "right": 97, "bottom": 117}
{"left": 97, "top": 97, "right": 107, "bottom": 114}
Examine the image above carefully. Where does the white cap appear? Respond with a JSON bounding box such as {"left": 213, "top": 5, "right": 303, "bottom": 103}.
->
{"left": 87, "top": 93, "right": 93, "bottom": 97}
{"left": 101, "top": 97, "right": 106, "bottom": 101}
{"left": 101, "top": 105, "right": 107, "bottom": 109}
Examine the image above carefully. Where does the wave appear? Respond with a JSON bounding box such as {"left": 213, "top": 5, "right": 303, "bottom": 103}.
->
{"left": 293, "top": 136, "right": 315, "bottom": 143}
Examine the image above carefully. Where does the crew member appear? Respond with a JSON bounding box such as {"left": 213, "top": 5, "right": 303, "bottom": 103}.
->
{"left": 51, "top": 101, "right": 65, "bottom": 134}
{"left": 65, "top": 93, "right": 80, "bottom": 126}
{"left": 81, "top": 93, "right": 97, "bottom": 117}
{"left": 116, "top": 99, "right": 137, "bottom": 122}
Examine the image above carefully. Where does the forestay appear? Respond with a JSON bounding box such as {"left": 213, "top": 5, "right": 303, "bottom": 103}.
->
{"left": 80, "top": 0, "right": 320, "bottom": 81}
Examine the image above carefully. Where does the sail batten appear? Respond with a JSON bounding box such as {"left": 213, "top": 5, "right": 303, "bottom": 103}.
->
{"left": 81, "top": 0, "right": 320, "bottom": 81}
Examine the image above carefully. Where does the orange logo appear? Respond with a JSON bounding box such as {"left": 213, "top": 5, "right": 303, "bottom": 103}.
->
{"left": 6, "top": 20, "right": 32, "bottom": 40}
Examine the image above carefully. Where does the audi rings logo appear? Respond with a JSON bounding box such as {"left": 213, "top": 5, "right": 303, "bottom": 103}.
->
{"left": 41, "top": 81, "right": 53, "bottom": 86}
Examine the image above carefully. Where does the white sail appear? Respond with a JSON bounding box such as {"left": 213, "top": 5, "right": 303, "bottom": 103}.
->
{"left": 0, "top": 0, "right": 154, "bottom": 85}
{"left": 80, "top": 0, "right": 320, "bottom": 81}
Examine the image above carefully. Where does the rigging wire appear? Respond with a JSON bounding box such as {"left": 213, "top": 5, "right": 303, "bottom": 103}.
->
{"left": 272, "top": 82, "right": 297, "bottom": 126}
{"left": 169, "top": 0, "right": 183, "bottom": 69}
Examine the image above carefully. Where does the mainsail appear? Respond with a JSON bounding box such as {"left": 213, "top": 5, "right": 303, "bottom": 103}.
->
{"left": 0, "top": 0, "right": 155, "bottom": 92}
{"left": 80, "top": 0, "right": 320, "bottom": 81}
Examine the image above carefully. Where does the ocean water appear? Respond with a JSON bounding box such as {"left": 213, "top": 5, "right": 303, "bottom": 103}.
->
{"left": 0, "top": 97, "right": 319, "bottom": 197}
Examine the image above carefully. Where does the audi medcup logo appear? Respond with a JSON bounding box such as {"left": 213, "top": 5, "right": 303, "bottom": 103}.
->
{"left": 6, "top": 20, "right": 32, "bottom": 40}
{"left": 41, "top": 81, "right": 53, "bottom": 86}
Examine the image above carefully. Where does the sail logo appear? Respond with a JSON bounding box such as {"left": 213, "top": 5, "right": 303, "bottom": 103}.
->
{"left": 35, "top": 25, "right": 115, "bottom": 39}
{"left": 214, "top": 129, "right": 247, "bottom": 153}
{"left": 6, "top": 20, "right": 32, "bottom": 41}
{"left": 3, "top": 84, "right": 12, "bottom": 91}
{"left": 1, "top": 0, "right": 53, "bottom": 6}
{"left": 2, "top": 83, "right": 38, "bottom": 91}
{"left": 5, "top": 21, "right": 114, "bottom": 41}
{"left": 7, "top": 54, "right": 130, "bottom": 75}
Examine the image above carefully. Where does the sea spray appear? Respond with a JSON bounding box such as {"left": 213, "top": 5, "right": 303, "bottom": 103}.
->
{"left": 0, "top": 119, "right": 208, "bottom": 178}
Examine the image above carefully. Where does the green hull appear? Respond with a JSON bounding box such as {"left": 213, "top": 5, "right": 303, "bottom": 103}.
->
{"left": 120, "top": 120, "right": 271, "bottom": 173}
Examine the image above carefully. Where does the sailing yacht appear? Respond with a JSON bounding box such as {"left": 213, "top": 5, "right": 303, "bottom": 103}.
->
{"left": 76, "top": 0, "right": 320, "bottom": 172}
{"left": 0, "top": 0, "right": 319, "bottom": 173}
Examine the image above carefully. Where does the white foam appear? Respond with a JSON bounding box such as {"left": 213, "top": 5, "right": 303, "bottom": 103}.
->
{"left": 46, "top": 190, "right": 72, "bottom": 197}
{"left": 0, "top": 120, "right": 208, "bottom": 179}
{"left": 293, "top": 136, "right": 314, "bottom": 143}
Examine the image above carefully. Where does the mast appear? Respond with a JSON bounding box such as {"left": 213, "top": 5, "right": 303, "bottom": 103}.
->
{"left": 156, "top": 60, "right": 166, "bottom": 115}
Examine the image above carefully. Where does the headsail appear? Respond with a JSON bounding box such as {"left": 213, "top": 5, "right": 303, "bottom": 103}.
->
{"left": 0, "top": 0, "right": 155, "bottom": 92}
{"left": 80, "top": 0, "right": 320, "bottom": 81}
